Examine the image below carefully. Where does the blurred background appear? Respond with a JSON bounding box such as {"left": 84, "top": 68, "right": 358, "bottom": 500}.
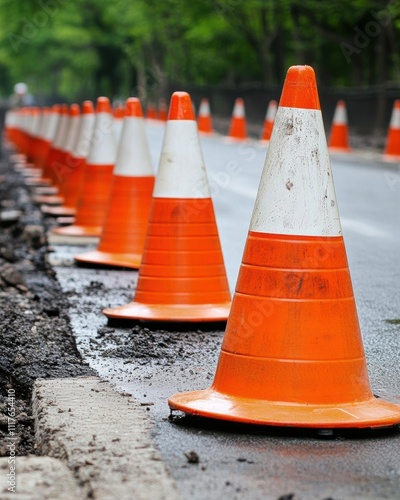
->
{"left": 1, "top": 0, "right": 400, "bottom": 138}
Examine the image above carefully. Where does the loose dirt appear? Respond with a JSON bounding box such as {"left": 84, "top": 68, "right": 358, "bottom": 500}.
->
{"left": 0, "top": 144, "right": 93, "bottom": 457}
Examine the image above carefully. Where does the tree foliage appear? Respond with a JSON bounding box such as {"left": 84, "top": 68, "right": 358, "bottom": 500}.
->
{"left": 0, "top": 0, "right": 400, "bottom": 101}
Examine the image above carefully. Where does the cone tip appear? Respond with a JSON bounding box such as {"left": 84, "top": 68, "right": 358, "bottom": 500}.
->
{"left": 125, "top": 97, "right": 143, "bottom": 117}
{"left": 82, "top": 100, "right": 94, "bottom": 114}
{"left": 113, "top": 106, "right": 125, "bottom": 118}
{"left": 395, "top": 99, "right": 400, "bottom": 109}
{"left": 279, "top": 65, "right": 320, "bottom": 110}
{"left": 96, "top": 96, "right": 111, "bottom": 113}
{"left": 69, "top": 103, "right": 80, "bottom": 116}
{"left": 168, "top": 91, "right": 195, "bottom": 120}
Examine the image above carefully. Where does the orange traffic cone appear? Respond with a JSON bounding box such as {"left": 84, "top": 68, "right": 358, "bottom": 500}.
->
{"left": 33, "top": 107, "right": 51, "bottom": 170}
{"left": 52, "top": 97, "right": 117, "bottom": 237}
{"left": 35, "top": 104, "right": 81, "bottom": 206}
{"left": 168, "top": 66, "right": 400, "bottom": 428}
{"left": 197, "top": 98, "right": 213, "bottom": 134}
{"left": 260, "top": 99, "right": 277, "bottom": 142}
{"left": 383, "top": 99, "right": 400, "bottom": 161}
{"left": 37, "top": 104, "right": 61, "bottom": 171}
{"left": 113, "top": 105, "right": 124, "bottom": 146}
{"left": 227, "top": 98, "right": 247, "bottom": 140}
{"left": 30, "top": 107, "right": 45, "bottom": 169}
{"left": 30, "top": 104, "right": 68, "bottom": 187}
{"left": 328, "top": 100, "right": 351, "bottom": 152}
{"left": 158, "top": 97, "right": 168, "bottom": 121}
{"left": 103, "top": 91, "right": 231, "bottom": 322}
{"left": 146, "top": 103, "right": 157, "bottom": 120}
{"left": 75, "top": 98, "right": 155, "bottom": 268}
{"left": 42, "top": 101, "right": 95, "bottom": 217}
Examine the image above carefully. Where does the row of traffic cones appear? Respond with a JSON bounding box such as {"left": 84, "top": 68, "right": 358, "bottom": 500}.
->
{"left": 6, "top": 96, "right": 400, "bottom": 158}
{"left": 4, "top": 65, "right": 400, "bottom": 431}
{"left": 151, "top": 95, "right": 400, "bottom": 159}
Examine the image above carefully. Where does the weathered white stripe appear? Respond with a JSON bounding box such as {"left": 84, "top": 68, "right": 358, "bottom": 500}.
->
{"left": 43, "top": 111, "right": 60, "bottom": 142}
{"left": 64, "top": 115, "right": 81, "bottom": 153}
{"left": 52, "top": 115, "right": 70, "bottom": 149}
{"left": 250, "top": 106, "right": 342, "bottom": 236}
{"left": 389, "top": 105, "right": 400, "bottom": 129}
{"left": 233, "top": 101, "right": 245, "bottom": 118}
{"left": 265, "top": 100, "right": 277, "bottom": 121}
{"left": 114, "top": 116, "right": 153, "bottom": 177}
{"left": 199, "top": 99, "right": 210, "bottom": 117}
{"left": 332, "top": 103, "right": 347, "bottom": 126}
{"left": 73, "top": 112, "right": 95, "bottom": 159}
{"left": 153, "top": 120, "right": 211, "bottom": 198}
{"left": 86, "top": 112, "right": 117, "bottom": 166}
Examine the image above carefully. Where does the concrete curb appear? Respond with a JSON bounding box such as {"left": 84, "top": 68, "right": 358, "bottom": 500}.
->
{"left": 0, "top": 456, "right": 83, "bottom": 500}
{"left": 47, "top": 232, "right": 99, "bottom": 246}
{"left": 33, "top": 377, "right": 181, "bottom": 500}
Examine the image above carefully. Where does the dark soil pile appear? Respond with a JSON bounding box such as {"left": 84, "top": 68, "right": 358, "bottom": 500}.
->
{"left": 0, "top": 141, "right": 94, "bottom": 456}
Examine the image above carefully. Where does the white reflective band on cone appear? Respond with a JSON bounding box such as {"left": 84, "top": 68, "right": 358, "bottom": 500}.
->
{"left": 43, "top": 112, "right": 60, "bottom": 142}
{"left": 65, "top": 116, "right": 81, "bottom": 154}
{"left": 250, "top": 107, "right": 342, "bottom": 237}
{"left": 153, "top": 120, "right": 211, "bottom": 199}
{"left": 86, "top": 112, "right": 116, "bottom": 166}
{"left": 73, "top": 113, "right": 96, "bottom": 159}
{"left": 199, "top": 100, "right": 210, "bottom": 117}
{"left": 53, "top": 115, "right": 70, "bottom": 149}
{"left": 114, "top": 117, "right": 153, "bottom": 177}
{"left": 233, "top": 102, "right": 245, "bottom": 118}
{"left": 332, "top": 104, "right": 347, "bottom": 126}
{"left": 389, "top": 107, "right": 400, "bottom": 129}
{"left": 266, "top": 101, "right": 277, "bottom": 121}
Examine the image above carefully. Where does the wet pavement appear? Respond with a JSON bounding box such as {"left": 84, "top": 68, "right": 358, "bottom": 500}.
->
{"left": 50, "top": 123, "right": 400, "bottom": 499}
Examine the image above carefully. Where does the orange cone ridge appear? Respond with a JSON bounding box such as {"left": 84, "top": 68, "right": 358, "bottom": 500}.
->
{"left": 383, "top": 99, "right": 400, "bottom": 161}
{"left": 168, "top": 65, "right": 400, "bottom": 428}
{"left": 103, "top": 91, "right": 231, "bottom": 322}
{"left": 227, "top": 98, "right": 247, "bottom": 140}
{"left": 75, "top": 97, "right": 155, "bottom": 268}
{"left": 197, "top": 98, "right": 213, "bottom": 134}
{"left": 328, "top": 100, "right": 351, "bottom": 152}
{"left": 53, "top": 97, "right": 117, "bottom": 237}
{"left": 260, "top": 100, "right": 277, "bottom": 142}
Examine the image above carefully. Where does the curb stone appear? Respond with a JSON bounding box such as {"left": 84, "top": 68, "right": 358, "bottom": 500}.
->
{"left": 33, "top": 377, "right": 181, "bottom": 500}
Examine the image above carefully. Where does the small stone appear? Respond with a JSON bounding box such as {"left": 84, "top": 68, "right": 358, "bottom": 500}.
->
{"left": 184, "top": 451, "right": 199, "bottom": 464}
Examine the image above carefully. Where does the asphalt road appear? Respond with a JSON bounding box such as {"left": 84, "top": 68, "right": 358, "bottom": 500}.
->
{"left": 52, "top": 122, "right": 400, "bottom": 500}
